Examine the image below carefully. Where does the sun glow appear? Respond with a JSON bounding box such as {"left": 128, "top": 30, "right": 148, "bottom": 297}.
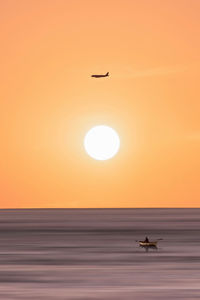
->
{"left": 84, "top": 125, "right": 120, "bottom": 161}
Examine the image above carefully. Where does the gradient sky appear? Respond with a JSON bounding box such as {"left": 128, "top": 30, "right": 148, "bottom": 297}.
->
{"left": 1, "top": 0, "right": 200, "bottom": 208}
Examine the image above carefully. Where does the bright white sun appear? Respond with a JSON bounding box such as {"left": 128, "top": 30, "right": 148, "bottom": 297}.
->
{"left": 84, "top": 125, "right": 120, "bottom": 160}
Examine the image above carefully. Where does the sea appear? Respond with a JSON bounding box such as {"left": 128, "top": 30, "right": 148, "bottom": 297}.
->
{"left": 0, "top": 208, "right": 200, "bottom": 299}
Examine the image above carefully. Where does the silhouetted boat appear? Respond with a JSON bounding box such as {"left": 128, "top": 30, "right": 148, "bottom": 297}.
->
{"left": 139, "top": 241, "right": 157, "bottom": 247}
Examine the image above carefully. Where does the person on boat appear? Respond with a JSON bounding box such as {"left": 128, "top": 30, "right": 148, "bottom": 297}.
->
{"left": 144, "top": 236, "right": 149, "bottom": 243}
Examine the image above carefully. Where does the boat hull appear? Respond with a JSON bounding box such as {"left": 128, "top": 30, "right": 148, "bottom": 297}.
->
{"left": 139, "top": 241, "right": 157, "bottom": 247}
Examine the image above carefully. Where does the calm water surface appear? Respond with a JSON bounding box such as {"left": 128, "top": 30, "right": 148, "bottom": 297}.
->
{"left": 0, "top": 209, "right": 200, "bottom": 299}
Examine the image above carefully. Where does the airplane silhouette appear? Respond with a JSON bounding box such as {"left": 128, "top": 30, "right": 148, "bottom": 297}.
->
{"left": 91, "top": 72, "right": 109, "bottom": 78}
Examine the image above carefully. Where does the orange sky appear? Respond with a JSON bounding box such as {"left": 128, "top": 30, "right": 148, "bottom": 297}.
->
{"left": 1, "top": 0, "right": 200, "bottom": 208}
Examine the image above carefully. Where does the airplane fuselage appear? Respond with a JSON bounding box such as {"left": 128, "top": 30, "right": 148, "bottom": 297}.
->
{"left": 91, "top": 72, "right": 109, "bottom": 78}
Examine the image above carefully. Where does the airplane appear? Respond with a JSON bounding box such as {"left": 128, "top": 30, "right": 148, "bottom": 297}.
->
{"left": 91, "top": 72, "right": 109, "bottom": 78}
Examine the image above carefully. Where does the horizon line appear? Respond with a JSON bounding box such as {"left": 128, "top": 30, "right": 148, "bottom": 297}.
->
{"left": 0, "top": 207, "right": 200, "bottom": 210}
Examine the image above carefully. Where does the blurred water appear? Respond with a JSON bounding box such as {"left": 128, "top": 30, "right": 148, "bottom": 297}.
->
{"left": 0, "top": 209, "right": 200, "bottom": 299}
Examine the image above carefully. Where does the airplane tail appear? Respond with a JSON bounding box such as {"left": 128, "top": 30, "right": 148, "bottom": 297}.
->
{"left": 106, "top": 72, "right": 109, "bottom": 76}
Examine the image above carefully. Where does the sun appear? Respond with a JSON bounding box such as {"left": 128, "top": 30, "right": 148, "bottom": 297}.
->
{"left": 84, "top": 125, "right": 120, "bottom": 161}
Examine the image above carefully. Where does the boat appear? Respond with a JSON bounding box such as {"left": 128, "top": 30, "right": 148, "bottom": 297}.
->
{"left": 139, "top": 241, "right": 157, "bottom": 247}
